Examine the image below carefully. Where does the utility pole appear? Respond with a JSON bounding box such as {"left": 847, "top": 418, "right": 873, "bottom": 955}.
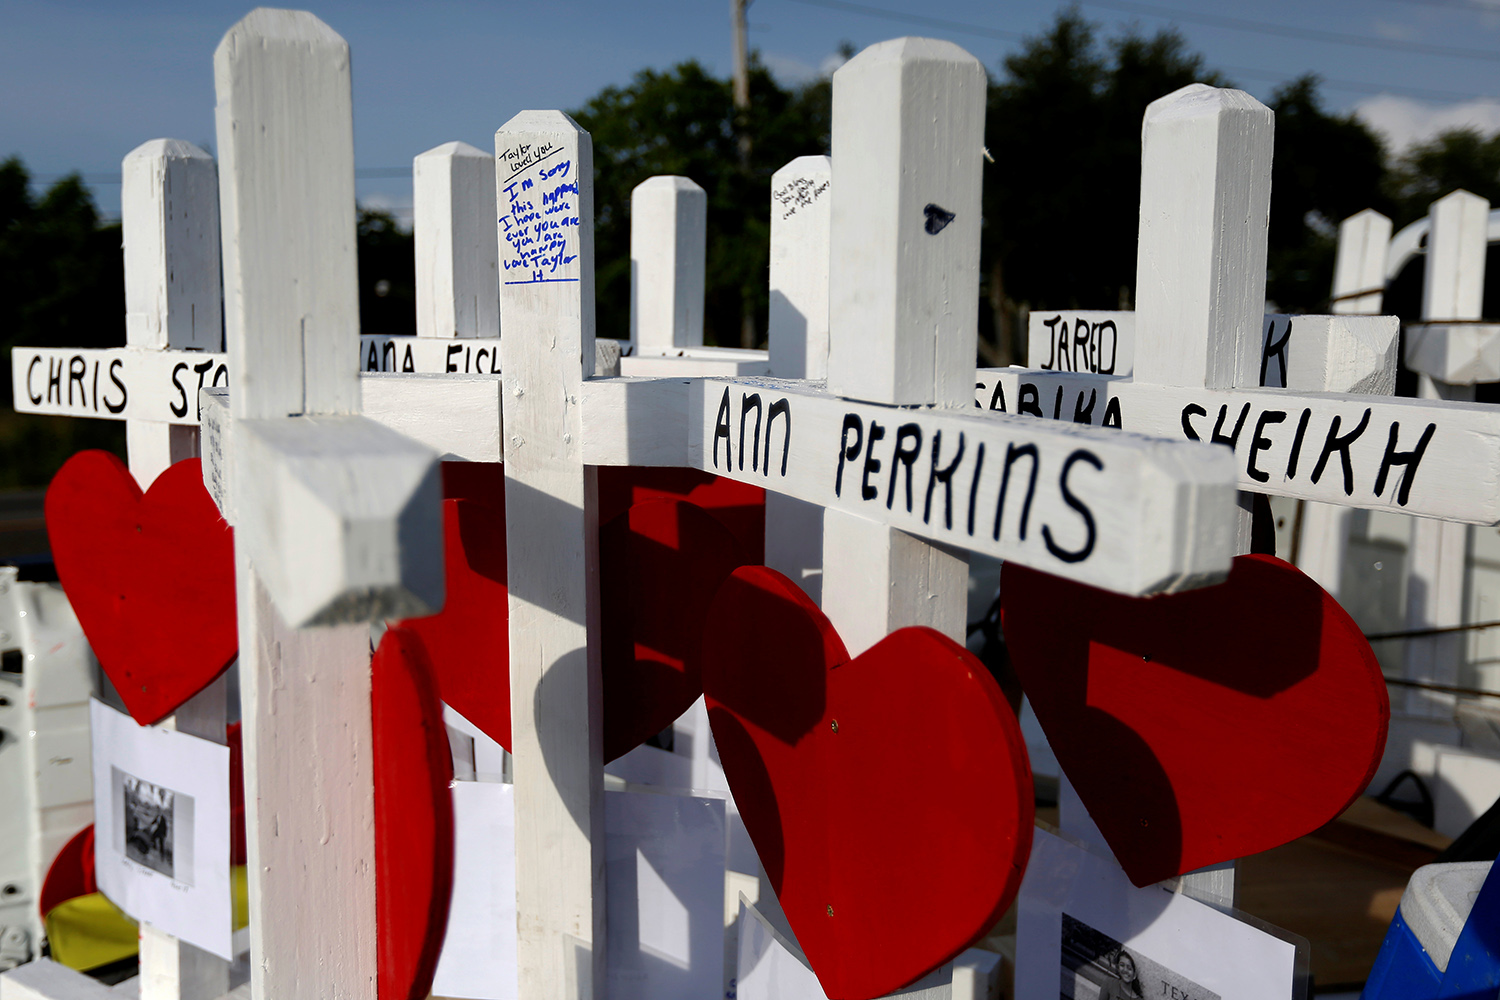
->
{"left": 732, "top": 0, "right": 757, "bottom": 348}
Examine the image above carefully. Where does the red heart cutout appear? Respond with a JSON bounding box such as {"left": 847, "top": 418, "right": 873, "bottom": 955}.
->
{"left": 402, "top": 464, "right": 748, "bottom": 763}
{"left": 599, "top": 466, "right": 765, "bottom": 562}
{"left": 400, "top": 495, "right": 511, "bottom": 748}
{"left": 373, "top": 626, "right": 455, "bottom": 1000}
{"left": 599, "top": 496, "right": 745, "bottom": 761}
{"left": 704, "top": 566, "right": 1033, "bottom": 1000}
{"left": 46, "top": 452, "right": 237, "bottom": 725}
{"left": 1000, "top": 553, "right": 1389, "bottom": 887}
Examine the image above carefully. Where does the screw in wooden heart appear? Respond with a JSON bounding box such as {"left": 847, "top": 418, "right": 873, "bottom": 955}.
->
{"left": 923, "top": 203, "right": 956, "bottom": 234}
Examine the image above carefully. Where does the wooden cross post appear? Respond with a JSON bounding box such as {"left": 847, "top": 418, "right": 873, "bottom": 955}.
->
{"left": 210, "top": 12, "right": 443, "bottom": 998}
{"left": 631, "top": 176, "right": 706, "bottom": 354}
{"left": 1294, "top": 208, "right": 1395, "bottom": 598}
{"left": 819, "top": 37, "right": 985, "bottom": 655}
{"left": 1402, "top": 190, "right": 1491, "bottom": 718}
{"left": 494, "top": 110, "right": 606, "bottom": 1000}
{"left": 764, "top": 155, "right": 832, "bottom": 605}
{"left": 1130, "top": 82, "right": 1272, "bottom": 906}
{"left": 619, "top": 176, "right": 770, "bottom": 378}
{"left": 121, "top": 139, "right": 234, "bottom": 1000}
{"left": 416, "top": 142, "right": 500, "bottom": 343}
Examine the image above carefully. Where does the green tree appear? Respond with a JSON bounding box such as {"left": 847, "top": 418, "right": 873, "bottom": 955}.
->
{"left": 1265, "top": 75, "right": 1389, "bottom": 312}
{"left": 982, "top": 13, "right": 1224, "bottom": 363}
{"left": 356, "top": 207, "right": 416, "bottom": 335}
{"left": 0, "top": 157, "right": 127, "bottom": 490}
{"left": 1387, "top": 128, "right": 1500, "bottom": 226}
{"left": 571, "top": 57, "right": 830, "bottom": 348}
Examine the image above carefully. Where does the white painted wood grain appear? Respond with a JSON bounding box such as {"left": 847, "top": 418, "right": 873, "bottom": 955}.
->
{"left": 496, "top": 109, "right": 606, "bottom": 1000}
{"left": 1332, "top": 208, "right": 1392, "bottom": 316}
{"left": 234, "top": 560, "right": 377, "bottom": 1000}
{"left": 630, "top": 176, "right": 706, "bottom": 352}
{"left": 1133, "top": 84, "right": 1272, "bottom": 390}
{"left": 768, "top": 156, "right": 831, "bottom": 381}
{"left": 215, "top": 8, "right": 359, "bottom": 421}
{"left": 825, "top": 38, "right": 986, "bottom": 407}
{"left": 415, "top": 141, "right": 499, "bottom": 340}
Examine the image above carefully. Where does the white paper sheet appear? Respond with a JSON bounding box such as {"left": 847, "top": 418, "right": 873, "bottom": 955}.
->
{"left": 1016, "top": 828, "right": 1300, "bottom": 1000}
{"left": 605, "top": 788, "right": 725, "bottom": 1000}
{"left": 735, "top": 897, "right": 827, "bottom": 1000}
{"left": 89, "top": 698, "right": 232, "bottom": 959}
{"left": 431, "top": 784, "right": 725, "bottom": 1000}
{"left": 430, "top": 781, "right": 519, "bottom": 1000}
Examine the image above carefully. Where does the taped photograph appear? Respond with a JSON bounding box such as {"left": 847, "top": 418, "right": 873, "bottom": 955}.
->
{"left": 1061, "top": 913, "right": 1220, "bottom": 1000}
{"left": 115, "top": 767, "right": 194, "bottom": 883}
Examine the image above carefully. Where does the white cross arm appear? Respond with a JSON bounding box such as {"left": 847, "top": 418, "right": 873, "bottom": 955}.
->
{"left": 360, "top": 334, "right": 622, "bottom": 377}
{"left": 581, "top": 375, "right": 1239, "bottom": 596}
{"left": 222, "top": 410, "right": 442, "bottom": 627}
{"left": 974, "top": 370, "right": 1500, "bottom": 524}
{"left": 198, "top": 380, "right": 500, "bottom": 526}
{"left": 1404, "top": 322, "right": 1500, "bottom": 385}
{"left": 1029, "top": 312, "right": 1397, "bottom": 395}
{"left": 12, "top": 346, "right": 227, "bottom": 423}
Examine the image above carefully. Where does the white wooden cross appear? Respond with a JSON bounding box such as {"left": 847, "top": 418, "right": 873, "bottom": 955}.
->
{"left": 552, "top": 36, "right": 1244, "bottom": 1000}
{"left": 204, "top": 11, "right": 444, "bottom": 998}
{"left": 617, "top": 174, "right": 772, "bottom": 378}
{"left": 1, "top": 135, "right": 236, "bottom": 999}
{"left": 120, "top": 140, "right": 234, "bottom": 1000}
{"left": 972, "top": 87, "right": 1500, "bottom": 910}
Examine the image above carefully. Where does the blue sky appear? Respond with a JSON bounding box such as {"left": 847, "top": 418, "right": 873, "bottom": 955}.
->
{"left": 4, "top": 0, "right": 1499, "bottom": 222}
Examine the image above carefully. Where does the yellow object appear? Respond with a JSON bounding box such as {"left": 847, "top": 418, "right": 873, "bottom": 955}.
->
{"left": 233, "top": 864, "right": 248, "bottom": 930}
{"left": 43, "top": 866, "right": 250, "bottom": 971}
{"left": 43, "top": 892, "right": 138, "bottom": 972}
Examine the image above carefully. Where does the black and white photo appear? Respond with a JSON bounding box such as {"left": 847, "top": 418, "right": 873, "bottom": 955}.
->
{"left": 1061, "top": 913, "right": 1221, "bottom": 1000}
{"left": 115, "top": 766, "right": 194, "bottom": 883}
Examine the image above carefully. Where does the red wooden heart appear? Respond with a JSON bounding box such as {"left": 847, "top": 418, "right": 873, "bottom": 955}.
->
{"left": 1000, "top": 553, "right": 1389, "bottom": 887}
{"left": 599, "top": 466, "right": 766, "bottom": 562}
{"left": 403, "top": 464, "right": 748, "bottom": 763}
{"left": 600, "top": 497, "right": 745, "bottom": 761}
{"left": 400, "top": 495, "right": 511, "bottom": 748}
{"left": 372, "top": 626, "right": 455, "bottom": 1000}
{"left": 46, "top": 451, "right": 237, "bottom": 725}
{"left": 704, "top": 566, "right": 1033, "bottom": 1000}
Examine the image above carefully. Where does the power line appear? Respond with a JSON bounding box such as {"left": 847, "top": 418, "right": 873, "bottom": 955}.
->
{"left": 29, "top": 166, "right": 415, "bottom": 186}
{"left": 1079, "top": 0, "right": 1500, "bottom": 63}
{"left": 784, "top": 0, "right": 1496, "bottom": 101}
{"left": 785, "top": 0, "right": 1026, "bottom": 40}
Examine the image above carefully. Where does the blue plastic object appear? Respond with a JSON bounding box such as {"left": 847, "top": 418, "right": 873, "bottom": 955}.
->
{"left": 1363, "top": 853, "right": 1500, "bottom": 1000}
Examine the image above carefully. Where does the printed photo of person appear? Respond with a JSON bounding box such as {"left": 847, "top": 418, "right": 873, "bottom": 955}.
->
{"left": 1059, "top": 913, "right": 1218, "bottom": 1000}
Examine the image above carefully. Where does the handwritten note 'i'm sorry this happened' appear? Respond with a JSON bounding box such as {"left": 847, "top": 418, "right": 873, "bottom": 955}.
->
{"left": 498, "top": 138, "right": 581, "bottom": 285}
